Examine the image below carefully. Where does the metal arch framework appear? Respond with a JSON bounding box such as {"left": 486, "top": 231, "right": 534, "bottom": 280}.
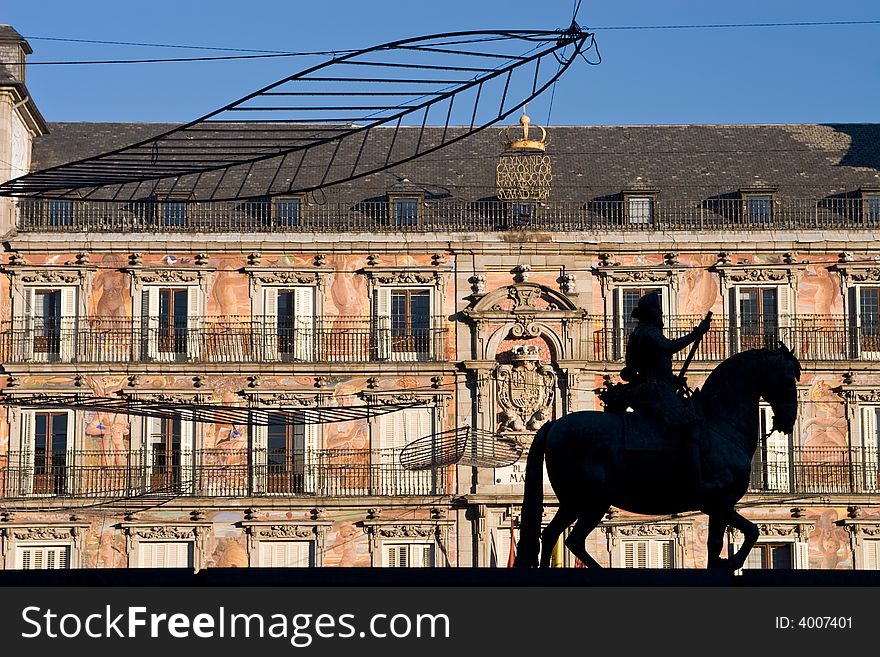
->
{"left": 0, "top": 27, "right": 591, "bottom": 201}
{"left": 0, "top": 394, "right": 425, "bottom": 426}
{"left": 400, "top": 426, "right": 523, "bottom": 471}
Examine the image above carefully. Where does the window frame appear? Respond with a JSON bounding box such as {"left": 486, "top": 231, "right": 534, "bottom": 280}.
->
{"left": 272, "top": 195, "right": 304, "bottom": 228}
{"left": 140, "top": 284, "right": 203, "bottom": 362}
{"left": 388, "top": 193, "right": 424, "bottom": 227}
{"left": 373, "top": 285, "right": 434, "bottom": 361}
{"left": 16, "top": 409, "right": 75, "bottom": 497}
{"left": 383, "top": 542, "right": 436, "bottom": 568}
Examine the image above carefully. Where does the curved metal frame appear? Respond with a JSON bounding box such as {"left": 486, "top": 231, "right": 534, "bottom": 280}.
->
{"left": 1, "top": 27, "right": 590, "bottom": 201}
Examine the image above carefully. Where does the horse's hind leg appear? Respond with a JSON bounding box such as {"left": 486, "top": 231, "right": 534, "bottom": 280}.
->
{"left": 707, "top": 509, "right": 733, "bottom": 569}
{"left": 539, "top": 506, "right": 577, "bottom": 568}
{"left": 728, "top": 510, "right": 759, "bottom": 571}
{"left": 565, "top": 506, "right": 608, "bottom": 568}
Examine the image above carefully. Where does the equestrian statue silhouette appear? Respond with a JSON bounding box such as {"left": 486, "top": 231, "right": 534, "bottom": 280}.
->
{"left": 514, "top": 293, "right": 801, "bottom": 570}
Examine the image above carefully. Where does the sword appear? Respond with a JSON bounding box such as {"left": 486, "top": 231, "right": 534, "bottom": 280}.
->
{"left": 676, "top": 311, "right": 713, "bottom": 395}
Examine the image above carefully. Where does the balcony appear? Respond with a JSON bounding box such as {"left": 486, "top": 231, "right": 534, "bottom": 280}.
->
{"left": 748, "top": 447, "right": 880, "bottom": 495}
{"left": 0, "top": 316, "right": 448, "bottom": 364}
{"left": 0, "top": 448, "right": 453, "bottom": 499}
{"left": 16, "top": 197, "right": 880, "bottom": 233}
{"left": 593, "top": 314, "right": 874, "bottom": 363}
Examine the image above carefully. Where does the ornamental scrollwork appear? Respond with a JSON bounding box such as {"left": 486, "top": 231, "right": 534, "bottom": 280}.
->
{"left": 131, "top": 269, "right": 204, "bottom": 284}
{"left": 253, "top": 271, "right": 323, "bottom": 286}
{"left": 375, "top": 525, "right": 437, "bottom": 539}
{"left": 19, "top": 271, "right": 81, "bottom": 284}
{"left": 255, "top": 525, "right": 316, "bottom": 539}
{"left": 11, "top": 527, "right": 77, "bottom": 541}
{"left": 608, "top": 524, "right": 680, "bottom": 538}
{"left": 849, "top": 268, "right": 880, "bottom": 283}
{"left": 726, "top": 269, "right": 788, "bottom": 282}
{"left": 128, "top": 526, "right": 194, "bottom": 540}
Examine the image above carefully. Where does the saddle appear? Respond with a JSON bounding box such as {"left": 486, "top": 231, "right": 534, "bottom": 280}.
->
{"left": 600, "top": 380, "right": 703, "bottom": 452}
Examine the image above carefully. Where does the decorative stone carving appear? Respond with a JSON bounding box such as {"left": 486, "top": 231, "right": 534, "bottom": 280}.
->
{"left": 135, "top": 269, "right": 202, "bottom": 284}
{"left": 601, "top": 269, "right": 672, "bottom": 284}
{"left": 247, "top": 253, "right": 261, "bottom": 266}
{"left": 850, "top": 268, "right": 880, "bottom": 283}
{"left": 431, "top": 376, "right": 443, "bottom": 389}
{"left": 838, "top": 252, "right": 855, "bottom": 264}
{"left": 11, "top": 526, "right": 78, "bottom": 541}
{"left": 129, "top": 253, "right": 143, "bottom": 266}
{"left": 717, "top": 251, "right": 732, "bottom": 265}
{"left": 664, "top": 253, "right": 679, "bottom": 266}
{"left": 19, "top": 271, "right": 80, "bottom": 284}
{"left": 255, "top": 525, "right": 315, "bottom": 539}
{"left": 496, "top": 345, "right": 556, "bottom": 433}
{"left": 244, "top": 391, "right": 326, "bottom": 407}
{"left": 610, "top": 524, "right": 679, "bottom": 538}
{"left": 127, "top": 526, "right": 194, "bottom": 540}
{"left": 251, "top": 270, "right": 323, "bottom": 286}
{"left": 8, "top": 253, "right": 26, "bottom": 265}
{"left": 314, "top": 254, "right": 326, "bottom": 267}
{"left": 559, "top": 273, "right": 577, "bottom": 295}
{"left": 512, "top": 264, "right": 531, "bottom": 283}
{"left": 508, "top": 285, "right": 540, "bottom": 310}
{"left": 375, "top": 525, "right": 437, "bottom": 539}
{"left": 366, "top": 377, "right": 379, "bottom": 390}
{"left": 468, "top": 274, "right": 487, "bottom": 295}
{"left": 75, "top": 252, "right": 90, "bottom": 265}
{"left": 195, "top": 253, "right": 209, "bottom": 266}
{"left": 726, "top": 269, "right": 788, "bottom": 282}
{"left": 370, "top": 270, "right": 439, "bottom": 285}
{"left": 366, "top": 254, "right": 379, "bottom": 266}
{"left": 597, "top": 253, "right": 614, "bottom": 267}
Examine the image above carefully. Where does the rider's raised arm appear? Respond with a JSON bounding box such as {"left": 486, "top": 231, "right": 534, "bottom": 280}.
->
{"left": 648, "top": 325, "right": 702, "bottom": 355}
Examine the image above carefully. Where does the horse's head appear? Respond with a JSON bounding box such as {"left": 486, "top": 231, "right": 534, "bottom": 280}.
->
{"left": 759, "top": 342, "right": 802, "bottom": 434}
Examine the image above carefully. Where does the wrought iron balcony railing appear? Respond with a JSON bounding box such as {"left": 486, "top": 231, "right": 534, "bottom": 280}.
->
{"left": 0, "top": 316, "right": 448, "bottom": 364}
{"left": 748, "top": 446, "right": 880, "bottom": 495}
{"left": 0, "top": 448, "right": 453, "bottom": 499}
{"left": 16, "top": 197, "right": 880, "bottom": 233}
{"left": 2, "top": 314, "right": 876, "bottom": 365}
{"left": 593, "top": 314, "right": 878, "bottom": 363}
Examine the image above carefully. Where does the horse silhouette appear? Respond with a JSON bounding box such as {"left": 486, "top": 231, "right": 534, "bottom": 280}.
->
{"left": 514, "top": 344, "right": 801, "bottom": 570}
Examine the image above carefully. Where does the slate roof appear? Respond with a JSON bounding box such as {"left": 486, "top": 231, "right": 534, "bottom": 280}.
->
{"left": 30, "top": 122, "right": 880, "bottom": 202}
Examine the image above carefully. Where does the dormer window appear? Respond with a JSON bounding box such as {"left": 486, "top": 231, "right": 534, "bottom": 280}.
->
{"left": 163, "top": 201, "right": 187, "bottom": 227}
{"left": 393, "top": 197, "right": 420, "bottom": 226}
{"left": 627, "top": 197, "right": 654, "bottom": 225}
{"left": 274, "top": 196, "right": 302, "bottom": 227}
{"left": 740, "top": 186, "right": 777, "bottom": 224}
{"left": 622, "top": 186, "right": 658, "bottom": 226}
{"left": 861, "top": 189, "right": 880, "bottom": 223}
{"left": 47, "top": 200, "right": 73, "bottom": 227}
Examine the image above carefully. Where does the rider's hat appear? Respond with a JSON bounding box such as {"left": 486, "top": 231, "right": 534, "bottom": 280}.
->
{"left": 632, "top": 291, "right": 663, "bottom": 322}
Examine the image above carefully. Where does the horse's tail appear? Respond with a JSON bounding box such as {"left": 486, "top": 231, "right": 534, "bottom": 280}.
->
{"left": 513, "top": 419, "right": 554, "bottom": 568}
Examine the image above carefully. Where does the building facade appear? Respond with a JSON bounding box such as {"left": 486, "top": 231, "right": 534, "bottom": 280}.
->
{"left": 2, "top": 25, "right": 880, "bottom": 571}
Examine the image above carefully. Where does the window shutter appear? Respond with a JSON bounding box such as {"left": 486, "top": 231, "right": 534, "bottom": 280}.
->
{"left": 251, "top": 415, "right": 268, "bottom": 495}
{"left": 144, "top": 416, "right": 163, "bottom": 491}
{"left": 612, "top": 287, "right": 623, "bottom": 361}
{"left": 623, "top": 541, "right": 648, "bottom": 568}
{"left": 143, "top": 288, "right": 160, "bottom": 360}
{"left": 293, "top": 287, "right": 315, "bottom": 361}
{"left": 730, "top": 287, "right": 741, "bottom": 353}
{"left": 302, "top": 421, "right": 318, "bottom": 494}
{"left": 180, "top": 420, "right": 194, "bottom": 495}
{"left": 850, "top": 286, "right": 861, "bottom": 358}
{"left": 22, "top": 287, "right": 36, "bottom": 361}
{"left": 420, "top": 544, "right": 434, "bottom": 568}
{"left": 259, "top": 541, "right": 312, "bottom": 568}
{"left": 140, "top": 542, "right": 192, "bottom": 568}
{"left": 386, "top": 544, "right": 408, "bottom": 568}
{"left": 19, "top": 411, "right": 34, "bottom": 496}
{"left": 186, "top": 288, "right": 200, "bottom": 360}
{"left": 17, "top": 545, "right": 70, "bottom": 570}
{"left": 860, "top": 407, "right": 879, "bottom": 492}
{"left": 374, "top": 287, "right": 392, "bottom": 360}
{"left": 656, "top": 540, "right": 674, "bottom": 569}
{"left": 776, "top": 285, "right": 792, "bottom": 348}
{"left": 794, "top": 542, "right": 810, "bottom": 570}
{"left": 263, "top": 287, "right": 279, "bottom": 361}
{"left": 59, "top": 287, "right": 77, "bottom": 362}
{"left": 863, "top": 539, "right": 880, "bottom": 570}
{"left": 761, "top": 405, "right": 791, "bottom": 492}
{"left": 492, "top": 528, "right": 512, "bottom": 568}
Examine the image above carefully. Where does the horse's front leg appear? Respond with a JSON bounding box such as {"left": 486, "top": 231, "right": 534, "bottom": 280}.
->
{"left": 706, "top": 510, "right": 732, "bottom": 569}
{"left": 728, "top": 510, "right": 759, "bottom": 571}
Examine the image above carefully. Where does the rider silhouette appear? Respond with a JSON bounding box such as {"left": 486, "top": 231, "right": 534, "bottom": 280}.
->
{"left": 619, "top": 291, "right": 716, "bottom": 495}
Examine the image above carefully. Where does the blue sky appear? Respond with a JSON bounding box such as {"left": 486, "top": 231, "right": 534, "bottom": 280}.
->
{"left": 3, "top": 0, "right": 879, "bottom": 125}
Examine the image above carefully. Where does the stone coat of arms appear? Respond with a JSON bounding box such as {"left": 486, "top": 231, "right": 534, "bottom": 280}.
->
{"left": 496, "top": 345, "right": 556, "bottom": 433}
